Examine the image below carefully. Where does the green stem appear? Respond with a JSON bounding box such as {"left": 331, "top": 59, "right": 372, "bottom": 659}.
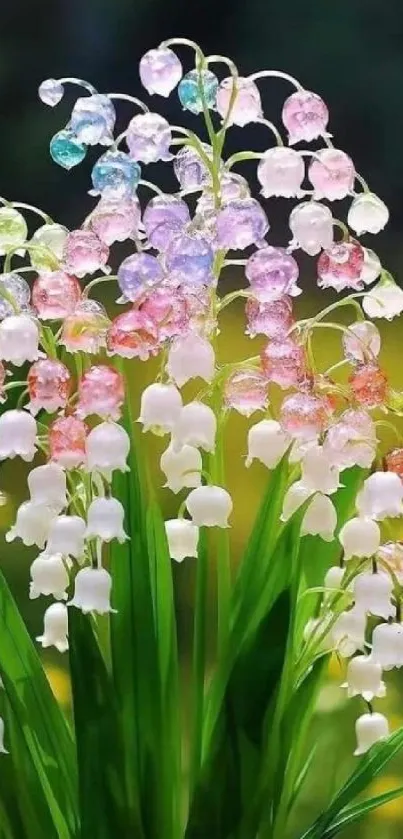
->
{"left": 211, "top": 410, "right": 231, "bottom": 655}
{"left": 189, "top": 528, "right": 209, "bottom": 795}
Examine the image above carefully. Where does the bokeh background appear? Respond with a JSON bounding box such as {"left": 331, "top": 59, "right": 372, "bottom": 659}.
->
{"left": 1, "top": 1, "right": 403, "bottom": 836}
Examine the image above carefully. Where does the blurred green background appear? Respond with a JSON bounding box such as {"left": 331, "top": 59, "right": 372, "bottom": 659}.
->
{"left": 1, "top": 1, "right": 403, "bottom": 836}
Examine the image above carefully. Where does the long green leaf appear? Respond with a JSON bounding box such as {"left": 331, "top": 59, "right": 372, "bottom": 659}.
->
{"left": 319, "top": 785, "right": 403, "bottom": 838}
{"left": 0, "top": 569, "right": 78, "bottom": 839}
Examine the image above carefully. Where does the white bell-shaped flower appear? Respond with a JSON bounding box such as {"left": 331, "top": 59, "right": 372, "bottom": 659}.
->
{"left": 371, "top": 622, "right": 403, "bottom": 670}
{"left": 6, "top": 501, "right": 53, "bottom": 548}
{"left": 281, "top": 481, "right": 313, "bottom": 523}
{"left": 332, "top": 606, "right": 366, "bottom": 657}
{"left": 0, "top": 410, "right": 37, "bottom": 461}
{"left": 246, "top": 419, "right": 290, "bottom": 469}
{"left": 257, "top": 147, "right": 305, "bottom": 198}
{"left": 85, "top": 497, "right": 127, "bottom": 543}
{"left": 86, "top": 421, "right": 130, "bottom": 477}
{"left": 339, "top": 517, "right": 380, "bottom": 561}
{"left": 342, "top": 321, "right": 381, "bottom": 363}
{"left": 363, "top": 279, "right": 403, "bottom": 320}
{"left": 354, "top": 712, "right": 389, "bottom": 756}
{"left": 324, "top": 565, "right": 346, "bottom": 593}
{"left": 348, "top": 192, "right": 389, "bottom": 235}
{"left": 0, "top": 718, "right": 8, "bottom": 754}
{"left": 69, "top": 567, "right": 115, "bottom": 614}
{"left": 356, "top": 472, "right": 403, "bottom": 521}
{"left": 138, "top": 383, "right": 183, "bottom": 434}
{"left": 323, "top": 410, "right": 377, "bottom": 471}
{"left": 289, "top": 201, "right": 333, "bottom": 256}
{"left": 301, "top": 494, "right": 337, "bottom": 542}
{"left": 160, "top": 443, "right": 202, "bottom": 493}
{"left": 360, "top": 248, "right": 382, "bottom": 286}
{"left": 171, "top": 402, "right": 216, "bottom": 453}
{"left": 27, "top": 463, "right": 67, "bottom": 513}
{"left": 165, "top": 518, "right": 199, "bottom": 561}
{"left": 301, "top": 445, "right": 340, "bottom": 495}
{"left": 45, "top": 514, "right": 86, "bottom": 559}
{"left": 343, "top": 655, "right": 386, "bottom": 701}
{"left": 353, "top": 572, "right": 396, "bottom": 619}
{"left": 29, "top": 552, "right": 70, "bottom": 601}
{"left": 37, "top": 602, "right": 69, "bottom": 653}
{"left": 166, "top": 334, "right": 215, "bottom": 388}
{"left": 0, "top": 314, "right": 41, "bottom": 366}
{"left": 185, "top": 485, "right": 232, "bottom": 528}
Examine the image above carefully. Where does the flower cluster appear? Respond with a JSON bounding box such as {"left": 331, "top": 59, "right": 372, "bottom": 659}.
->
{"left": 0, "top": 37, "right": 401, "bottom": 755}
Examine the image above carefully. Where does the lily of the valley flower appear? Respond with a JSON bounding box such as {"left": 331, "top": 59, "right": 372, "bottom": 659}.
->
{"left": 165, "top": 518, "right": 199, "bottom": 561}
{"left": 354, "top": 712, "right": 389, "bottom": 756}
{"left": 85, "top": 421, "right": 130, "bottom": 476}
{"left": 69, "top": 567, "right": 116, "bottom": 614}
{"left": 44, "top": 514, "right": 86, "bottom": 559}
{"left": 85, "top": 497, "right": 127, "bottom": 543}
{"left": 185, "top": 485, "right": 233, "bottom": 527}
{"left": 37, "top": 602, "right": 69, "bottom": 653}
{"left": 171, "top": 402, "right": 217, "bottom": 453}
{"left": 138, "top": 383, "right": 183, "bottom": 434}
{"left": 29, "top": 552, "right": 70, "bottom": 601}
{"left": 343, "top": 655, "right": 386, "bottom": 702}
{"left": 356, "top": 472, "right": 403, "bottom": 520}
{"left": 0, "top": 410, "right": 37, "bottom": 462}
{"left": 339, "top": 517, "right": 381, "bottom": 561}
{"left": 27, "top": 463, "right": 67, "bottom": 513}
{"left": 166, "top": 333, "right": 215, "bottom": 387}
{"left": 160, "top": 443, "right": 202, "bottom": 493}
{"left": 246, "top": 419, "right": 290, "bottom": 469}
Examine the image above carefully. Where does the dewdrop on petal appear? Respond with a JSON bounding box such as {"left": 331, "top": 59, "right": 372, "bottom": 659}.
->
{"left": 27, "top": 463, "right": 67, "bottom": 513}
{"left": 45, "top": 515, "right": 86, "bottom": 559}
{"left": 282, "top": 89, "right": 329, "bottom": 144}
{"left": 139, "top": 46, "right": 182, "bottom": 97}
{"left": 224, "top": 369, "right": 269, "bottom": 417}
{"left": 332, "top": 606, "right": 367, "bottom": 657}
{"left": 261, "top": 338, "right": 305, "bottom": 389}
{"left": 178, "top": 69, "right": 218, "bottom": 114}
{"left": 0, "top": 410, "right": 37, "bottom": 461}
{"left": 317, "top": 242, "right": 365, "bottom": 292}
{"left": 49, "top": 415, "right": 87, "bottom": 468}
{"left": 0, "top": 314, "right": 41, "bottom": 366}
{"left": 6, "top": 501, "right": 53, "bottom": 548}
{"left": 69, "top": 567, "right": 115, "bottom": 614}
{"left": 245, "top": 297, "right": 294, "bottom": 339}
{"left": 86, "top": 497, "right": 127, "bottom": 543}
{"left": 138, "top": 383, "right": 182, "bottom": 434}
{"left": 353, "top": 571, "right": 396, "bottom": 620}
{"left": 301, "top": 494, "right": 337, "bottom": 541}
{"left": 280, "top": 393, "right": 332, "bottom": 440}
{"left": 0, "top": 207, "right": 28, "bottom": 254}
{"left": 216, "top": 198, "right": 269, "bottom": 250}
{"left": 86, "top": 422, "right": 130, "bottom": 477}
{"left": 343, "top": 321, "right": 381, "bottom": 363}
{"left": 160, "top": 442, "right": 202, "bottom": 493}
{"left": 50, "top": 128, "right": 87, "bottom": 171}
{"left": 216, "top": 76, "right": 262, "bottom": 126}
{"left": 171, "top": 401, "right": 216, "bottom": 452}
{"left": 344, "top": 656, "right": 386, "bottom": 702}
{"left": 339, "top": 517, "right": 380, "bottom": 561}
{"left": 349, "top": 363, "right": 388, "bottom": 408}
{"left": 126, "top": 113, "right": 172, "bottom": 164}
{"left": 356, "top": 472, "right": 403, "bottom": 520}
{"left": 257, "top": 147, "right": 305, "bottom": 199}
{"left": 63, "top": 230, "right": 109, "bottom": 278}
{"left": 37, "top": 603, "right": 69, "bottom": 653}
{"left": 165, "top": 519, "right": 199, "bottom": 561}
{"left": 32, "top": 271, "right": 82, "bottom": 320}
{"left": 354, "top": 713, "right": 389, "bottom": 756}
{"left": 308, "top": 148, "right": 355, "bottom": 200}
{"left": 371, "top": 622, "right": 403, "bottom": 670}
{"left": 348, "top": 192, "right": 389, "bottom": 235}
{"left": 27, "top": 358, "right": 71, "bottom": 415}
{"left": 246, "top": 247, "right": 300, "bottom": 303}
{"left": 29, "top": 553, "right": 70, "bottom": 601}
{"left": 289, "top": 201, "right": 333, "bottom": 256}
{"left": 76, "top": 365, "right": 125, "bottom": 421}
{"left": 246, "top": 419, "right": 290, "bottom": 469}
{"left": 167, "top": 333, "right": 215, "bottom": 387}
{"left": 363, "top": 279, "right": 403, "bottom": 320}
{"left": 185, "top": 485, "right": 232, "bottom": 528}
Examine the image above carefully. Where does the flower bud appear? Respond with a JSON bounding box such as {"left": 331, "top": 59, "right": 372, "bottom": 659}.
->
{"left": 0, "top": 314, "right": 41, "bottom": 366}
{"left": 85, "top": 422, "right": 130, "bottom": 477}
{"left": 77, "top": 365, "right": 125, "bottom": 421}
{"left": 289, "top": 201, "right": 333, "bottom": 256}
{"left": 371, "top": 622, "right": 403, "bottom": 670}
{"left": 86, "top": 497, "right": 127, "bottom": 543}
{"left": 27, "top": 463, "right": 67, "bottom": 513}
{"left": 45, "top": 515, "right": 86, "bottom": 559}
{"left": 356, "top": 472, "right": 403, "bottom": 520}
{"left": 246, "top": 419, "right": 290, "bottom": 470}
{"left": 353, "top": 572, "right": 396, "bottom": 619}
{"left": 6, "top": 501, "right": 54, "bottom": 548}
{"left": 126, "top": 113, "right": 172, "bottom": 164}
{"left": 49, "top": 415, "right": 88, "bottom": 468}
{"left": 185, "top": 485, "right": 232, "bottom": 527}
{"left": 339, "top": 517, "right": 381, "bottom": 561}
{"left": 69, "top": 567, "right": 115, "bottom": 614}
{"left": 29, "top": 552, "right": 70, "bottom": 601}
{"left": 343, "top": 655, "right": 385, "bottom": 701}
{"left": 348, "top": 193, "right": 389, "bottom": 235}
{"left": 138, "top": 383, "right": 183, "bottom": 434}
{"left": 171, "top": 402, "right": 216, "bottom": 453}
{"left": 37, "top": 603, "right": 69, "bottom": 652}
{"left": 363, "top": 280, "right": 403, "bottom": 320}
{"left": 167, "top": 334, "right": 215, "bottom": 387}
{"left": 354, "top": 712, "right": 389, "bottom": 756}
{"left": 282, "top": 90, "right": 329, "bottom": 144}
{"left": 160, "top": 443, "right": 202, "bottom": 494}
{"left": 301, "top": 494, "right": 337, "bottom": 542}
{"left": 349, "top": 363, "right": 387, "bottom": 409}
{"left": 165, "top": 518, "right": 199, "bottom": 561}
{"left": 332, "top": 606, "right": 366, "bottom": 657}
{"left": 324, "top": 565, "right": 346, "bottom": 594}
{"left": 0, "top": 410, "right": 37, "bottom": 461}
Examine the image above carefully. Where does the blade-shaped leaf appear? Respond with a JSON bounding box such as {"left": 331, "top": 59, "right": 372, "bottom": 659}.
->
{"left": 0, "top": 569, "right": 78, "bottom": 839}
{"left": 319, "top": 785, "right": 403, "bottom": 838}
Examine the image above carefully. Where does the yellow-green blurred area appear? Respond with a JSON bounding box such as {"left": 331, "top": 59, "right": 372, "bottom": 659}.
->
{"left": 1, "top": 279, "right": 403, "bottom": 838}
